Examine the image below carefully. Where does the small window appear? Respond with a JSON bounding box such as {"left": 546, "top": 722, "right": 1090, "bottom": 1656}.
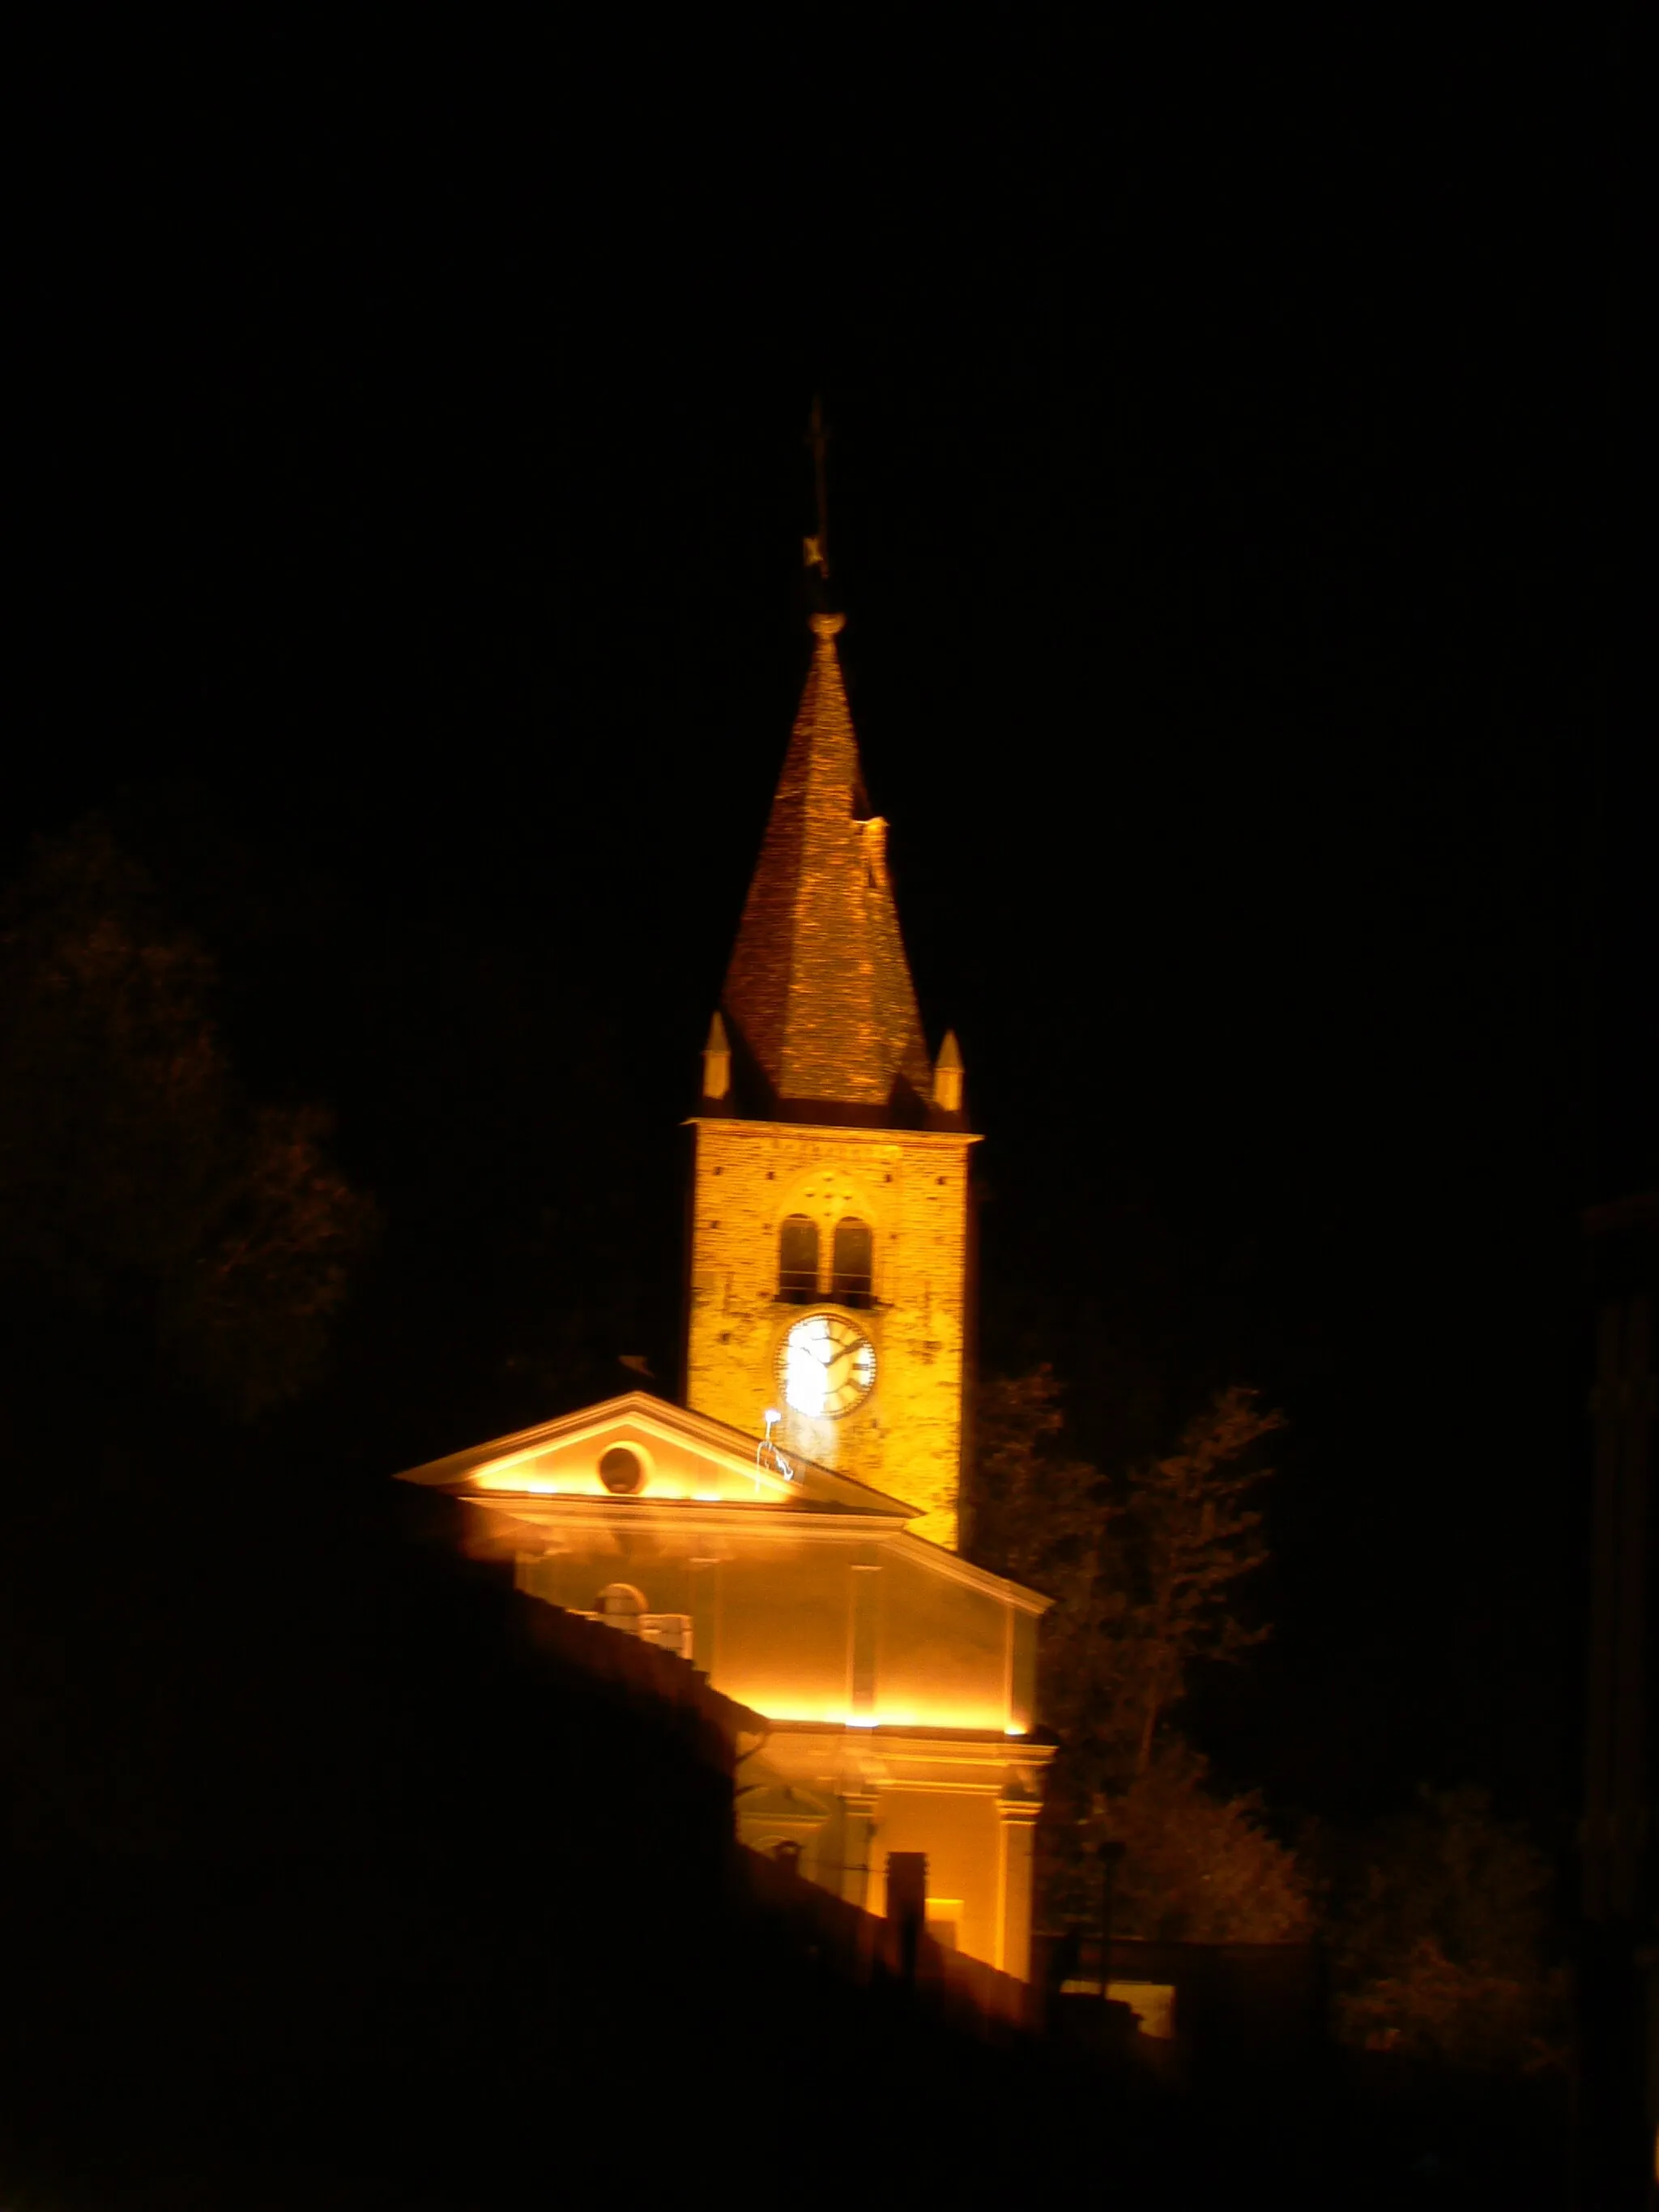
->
{"left": 831, "top": 1217, "right": 873, "bottom": 1307}
{"left": 778, "top": 1214, "right": 819, "bottom": 1303}
{"left": 596, "top": 1583, "right": 645, "bottom": 1634}
{"left": 599, "top": 1445, "right": 645, "bottom": 1495}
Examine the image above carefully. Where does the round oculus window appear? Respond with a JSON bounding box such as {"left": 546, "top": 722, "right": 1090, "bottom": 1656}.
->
{"left": 599, "top": 1446, "right": 645, "bottom": 1495}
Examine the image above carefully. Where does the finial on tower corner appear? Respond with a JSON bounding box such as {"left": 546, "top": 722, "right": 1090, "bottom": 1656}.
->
{"left": 933, "top": 1029, "right": 965, "bottom": 1116}
{"left": 809, "top": 609, "right": 846, "bottom": 641}
{"left": 702, "top": 1010, "right": 731, "bottom": 1103}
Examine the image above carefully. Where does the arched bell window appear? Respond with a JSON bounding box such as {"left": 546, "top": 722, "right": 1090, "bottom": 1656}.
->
{"left": 831, "top": 1217, "right": 874, "bottom": 1309}
{"left": 778, "top": 1214, "right": 819, "bottom": 1303}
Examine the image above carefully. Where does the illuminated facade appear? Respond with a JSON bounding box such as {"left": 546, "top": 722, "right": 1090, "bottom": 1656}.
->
{"left": 398, "top": 607, "right": 1053, "bottom": 1980}
{"left": 401, "top": 1392, "right": 1052, "bottom": 1976}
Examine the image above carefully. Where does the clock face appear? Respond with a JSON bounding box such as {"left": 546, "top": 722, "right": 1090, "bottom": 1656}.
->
{"left": 779, "top": 1311, "right": 877, "bottom": 1419}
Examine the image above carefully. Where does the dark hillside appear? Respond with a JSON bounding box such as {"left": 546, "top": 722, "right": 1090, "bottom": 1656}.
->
{"left": 0, "top": 1378, "right": 1149, "bottom": 2206}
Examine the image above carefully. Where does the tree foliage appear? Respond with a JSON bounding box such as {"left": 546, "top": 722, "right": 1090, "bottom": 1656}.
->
{"left": 1331, "top": 1785, "right": 1563, "bottom": 2072}
{"left": 0, "top": 822, "right": 373, "bottom": 1416}
{"left": 973, "top": 1370, "right": 1564, "bottom": 2067}
{"left": 970, "top": 1366, "right": 1111, "bottom": 1613}
{"left": 970, "top": 1367, "right": 1301, "bottom": 1942}
{"left": 1090, "top": 1738, "right": 1311, "bottom": 1944}
{"left": 972, "top": 1368, "right": 1285, "bottom": 1775}
{"left": 1116, "top": 1386, "right": 1285, "bottom": 1773}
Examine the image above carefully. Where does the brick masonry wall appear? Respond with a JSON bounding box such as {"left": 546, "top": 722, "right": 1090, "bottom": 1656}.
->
{"left": 686, "top": 1119, "right": 975, "bottom": 1549}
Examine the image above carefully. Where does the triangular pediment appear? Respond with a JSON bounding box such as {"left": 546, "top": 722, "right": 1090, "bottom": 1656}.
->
{"left": 395, "top": 1391, "right": 919, "bottom": 1522}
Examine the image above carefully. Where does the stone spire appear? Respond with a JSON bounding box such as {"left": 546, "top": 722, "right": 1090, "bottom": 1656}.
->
{"left": 719, "top": 612, "right": 934, "bottom": 1123}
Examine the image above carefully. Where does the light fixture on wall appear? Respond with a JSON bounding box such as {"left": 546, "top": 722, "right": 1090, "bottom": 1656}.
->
{"left": 755, "top": 1406, "right": 795, "bottom": 1490}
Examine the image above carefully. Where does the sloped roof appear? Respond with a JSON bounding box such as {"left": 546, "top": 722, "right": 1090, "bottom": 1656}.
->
{"left": 720, "top": 613, "right": 933, "bottom": 1122}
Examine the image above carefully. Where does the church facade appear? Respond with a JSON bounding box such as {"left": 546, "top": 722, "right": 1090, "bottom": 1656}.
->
{"left": 399, "top": 607, "right": 1054, "bottom": 1980}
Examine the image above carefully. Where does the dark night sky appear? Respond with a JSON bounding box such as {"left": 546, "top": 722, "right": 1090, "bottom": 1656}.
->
{"left": 13, "top": 18, "right": 1648, "bottom": 1834}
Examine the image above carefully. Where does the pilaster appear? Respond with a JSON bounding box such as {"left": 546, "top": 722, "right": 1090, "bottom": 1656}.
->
{"left": 996, "top": 1796, "right": 1043, "bottom": 1982}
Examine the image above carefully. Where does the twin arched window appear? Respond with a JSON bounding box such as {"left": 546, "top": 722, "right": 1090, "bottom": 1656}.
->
{"left": 777, "top": 1214, "right": 873, "bottom": 1307}
{"left": 831, "top": 1217, "right": 873, "bottom": 1307}
{"left": 778, "top": 1216, "right": 819, "bottom": 1303}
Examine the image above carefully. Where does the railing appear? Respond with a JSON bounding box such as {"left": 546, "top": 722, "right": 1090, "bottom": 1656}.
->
{"left": 1032, "top": 1929, "right": 1327, "bottom": 2060}
{"left": 570, "top": 1607, "right": 693, "bottom": 1658}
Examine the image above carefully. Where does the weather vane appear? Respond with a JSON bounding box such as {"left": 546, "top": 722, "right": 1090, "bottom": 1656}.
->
{"left": 803, "top": 394, "right": 830, "bottom": 582}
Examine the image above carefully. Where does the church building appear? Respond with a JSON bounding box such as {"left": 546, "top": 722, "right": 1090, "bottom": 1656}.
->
{"left": 399, "top": 605, "right": 1054, "bottom": 1980}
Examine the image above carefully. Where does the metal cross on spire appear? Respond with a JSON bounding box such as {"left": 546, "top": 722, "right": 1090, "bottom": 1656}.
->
{"left": 803, "top": 394, "right": 830, "bottom": 582}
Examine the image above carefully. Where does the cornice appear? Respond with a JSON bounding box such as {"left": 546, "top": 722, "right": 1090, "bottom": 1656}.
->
{"left": 881, "top": 1531, "right": 1054, "bottom": 1615}
{"left": 458, "top": 1496, "right": 1051, "bottom": 1613}
{"left": 764, "top": 1721, "right": 1056, "bottom": 1762}
{"left": 459, "top": 1494, "right": 910, "bottom": 1540}
{"left": 687, "top": 1118, "right": 980, "bottom": 1150}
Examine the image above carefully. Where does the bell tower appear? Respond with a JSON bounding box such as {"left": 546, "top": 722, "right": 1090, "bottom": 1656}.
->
{"left": 684, "top": 604, "right": 975, "bottom": 1549}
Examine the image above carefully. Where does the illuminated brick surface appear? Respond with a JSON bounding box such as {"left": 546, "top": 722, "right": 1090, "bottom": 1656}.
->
{"left": 686, "top": 1119, "right": 972, "bottom": 1549}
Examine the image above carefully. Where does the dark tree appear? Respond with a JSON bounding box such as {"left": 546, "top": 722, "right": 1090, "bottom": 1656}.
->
{"left": 970, "top": 1369, "right": 1303, "bottom": 1938}
{"left": 0, "top": 822, "right": 373, "bottom": 1419}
